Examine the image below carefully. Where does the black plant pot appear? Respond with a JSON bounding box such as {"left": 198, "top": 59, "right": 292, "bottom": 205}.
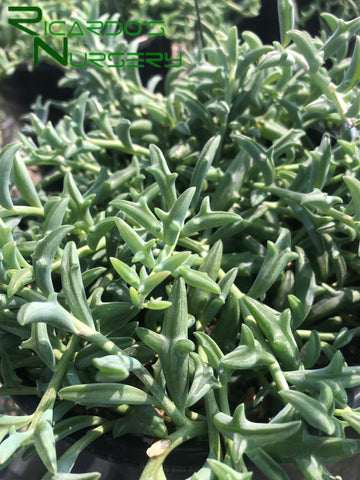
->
{"left": 10, "top": 393, "right": 208, "bottom": 480}
{"left": 7, "top": 385, "right": 360, "bottom": 480}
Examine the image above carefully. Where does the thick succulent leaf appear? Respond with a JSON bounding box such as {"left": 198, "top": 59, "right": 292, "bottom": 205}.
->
{"left": 113, "top": 405, "right": 167, "bottom": 439}
{"left": 265, "top": 429, "right": 360, "bottom": 464}
{"left": 214, "top": 404, "right": 301, "bottom": 461}
{"left": 247, "top": 448, "right": 290, "bottom": 480}
{"left": 248, "top": 228, "right": 298, "bottom": 299}
{"left": 34, "top": 410, "right": 57, "bottom": 474}
{"left": 22, "top": 322, "right": 56, "bottom": 370}
{"left": 186, "top": 353, "right": 220, "bottom": 407}
{"left": 18, "top": 299, "right": 77, "bottom": 333}
{"left": 221, "top": 345, "right": 275, "bottom": 371}
{"left": 51, "top": 473, "right": 101, "bottom": 480}
{"left": 61, "top": 241, "right": 95, "bottom": 329}
{"left": 241, "top": 297, "right": 300, "bottom": 369}
{"left": 207, "top": 459, "right": 252, "bottom": 480}
{"left": 0, "top": 143, "right": 20, "bottom": 210}
{"left": 190, "top": 135, "right": 221, "bottom": 208}
{"left": 147, "top": 144, "right": 177, "bottom": 209}
{"left": 279, "top": 389, "right": 335, "bottom": 435}
{"left": 0, "top": 430, "right": 34, "bottom": 467}
{"left": 12, "top": 153, "right": 41, "bottom": 208}
{"left": 110, "top": 197, "right": 162, "bottom": 238}
{"left": 32, "top": 225, "right": 74, "bottom": 297}
{"left": 58, "top": 383, "right": 153, "bottom": 406}
{"left": 285, "top": 350, "right": 360, "bottom": 388}
{"left": 156, "top": 188, "right": 195, "bottom": 250}
{"left": 93, "top": 354, "right": 141, "bottom": 382}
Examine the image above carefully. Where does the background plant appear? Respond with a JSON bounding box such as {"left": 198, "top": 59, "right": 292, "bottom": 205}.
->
{"left": 1, "top": 1, "right": 360, "bottom": 480}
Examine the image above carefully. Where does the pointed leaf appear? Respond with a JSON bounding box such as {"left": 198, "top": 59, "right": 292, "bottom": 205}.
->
{"left": 182, "top": 197, "right": 241, "bottom": 237}
{"left": 0, "top": 430, "right": 34, "bottom": 467}
{"left": 18, "top": 300, "right": 77, "bottom": 333}
{"left": 248, "top": 229, "right": 298, "bottom": 299}
{"left": 157, "top": 188, "right": 195, "bottom": 250}
{"left": 34, "top": 410, "right": 57, "bottom": 474}
{"left": 51, "top": 473, "right": 101, "bottom": 480}
{"left": 58, "top": 383, "right": 152, "bottom": 406}
{"left": 337, "top": 36, "right": 360, "bottom": 93}
{"left": 179, "top": 266, "right": 220, "bottom": 294}
{"left": 43, "top": 197, "right": 70, "bottom": 234}
{"left": 147, "top": 145, "right": 177, "bottom": 209}
{"left": 110, "top": 198, "right": 162, "bottom": 238}
{"left": 221, "top": 345, "right": 275, "bottom": 370}
{"left": 207, "top": 459, "right": 252, "bottom": 480}
{"left": 93, "top": 354, "right": 141, "bottom": 382}
{"left": 32, "top": 225, "right": 74, "bottom": 297}
{"left": 190, "top": 136, "right": 221, "bottom": 208}
{"left": 279, "top": 389, "right": 335, "bottom": 435}
{"left": 0, "top": 143, "right": 20, "bottom": 210}
{"left": 186, "top": 353, "right": 220, "bottom": 407}
{"left": 22, "top": 322, "right": 56, "bottom": 369}
{"left": 110, "top": 257, "right": 140, "bottom": 288}
{"left": 12, "top": 154, "right": 41, "bottom": 208}
{"left": 8, "top": 268, "right": 33, "bottom": 298}
{"left": 61, "top": 242, "right": 95, "bottom": 329}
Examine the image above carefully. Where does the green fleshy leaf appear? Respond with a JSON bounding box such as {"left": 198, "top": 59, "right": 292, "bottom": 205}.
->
{"left": 190, "top": 135, "right": 221, "bottom": 208}
{"left": 93, "top": 354, "right": 141, "bottom": 382}
{"left": 214, "top": 404, "right": 301, "bottom": 461}
{"left": 58, "top": 383, "right": 153, "bottom": 406}
{"left": 0, "top": 143, "right": 20, "bottom": 210}
{"left": 248, "top": 229, "right": 298, "bottom": 299}
{"left": 179, "top": 266, "right": 221, "bottom": 294}
{"left": 61, "top": 241, "right": 95, "bottom": 329}
{"left": 279, "top": 389, "right": 335, "bottom": 435}
{"left": 18, "top": 299, "right": 77, "bottom": 333}
{"left": 147, "top": 145, "right": 177, "bottom": 209}
{"left": 186, "top": 352, "right": 220, "bottom": 407}
{"left": 207, "top": 459, "right": 252, "bottom": 480}
{"left": 110, "top": 257, "right": 140, "bottom": 288}
{"left": 156, "top": 187, "right": 195, "bottom": 250}
{"left": 32, "top": 225, "right": 74, "bottom": 297}
{"left": 34, "top": 410, "right": 57, "bottom": 474}
{"left": 12, "top": 154, "right": 41, "bottom": 208}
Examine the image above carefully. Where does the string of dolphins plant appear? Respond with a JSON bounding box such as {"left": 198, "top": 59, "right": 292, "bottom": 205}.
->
{"left": 2, "top": 0, "right": 360, "bottom": 479}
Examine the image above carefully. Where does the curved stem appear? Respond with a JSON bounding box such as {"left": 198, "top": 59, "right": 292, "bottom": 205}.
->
{"left": 87, "top": 138, "right": 150, "bottom": 158}
{"left": 40, "top": 420, "right": 115, "bottom": 480}
{"left": 139, "top": 420, "right": 206, "bottom": 480}
{"left": 71, "top": 319, "right": 189, "bottom": 426}
{"left": 0, "top": 206, "right": 44, "bottom": 219}
{"left": 29, "top": 334, "right": 79, "bottom": 429}
{"left": 204, "top": 390, "right": 222, "bottom": 460}
{"left": 268, "top": 360, "right": 289, "bottom": 392}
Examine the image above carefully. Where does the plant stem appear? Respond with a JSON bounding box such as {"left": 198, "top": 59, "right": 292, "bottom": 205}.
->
{"left": 218, "top": 384, "right": 231, "bottom": 416}
{"left": 204, "top": 390, "right": 222, "bottom": 460}
{"left": 139, "top": 420, "right": 206, "bottom": 480}
{"left": 135, "top": 365, "right": 190, "bottom": 426}
{"left": 297, "top": 330, "right": 336, "bottom": 341}
{"left": 73, "top": 319, "right": 189, "bottom": 426}
{"left": 87, "top": 138, "right": 150, "bottom": 157}
{"left": 268, "top": 361, "right": 289, "bottom": 391}
{"left": 40, "top": 421, "right": 115, "bottom": 480}
{"left": 28, "top": 334, "right": 79, "bottom": 430}
{"left": 51, "top": 238, "right": 107, "bottom": 271}
{"left": 0, "top": 206, "right": 44, "bottom": 218}
{"left": 0, "top": 387, "right": 39, "bottom": 396}
{"left": 328, "top": 207, "right": 360, "bottom": 237}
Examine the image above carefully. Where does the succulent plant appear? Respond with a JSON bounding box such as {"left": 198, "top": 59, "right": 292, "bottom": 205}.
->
{"left": 2, "top": 1, "right": 360, "bottom": 479}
